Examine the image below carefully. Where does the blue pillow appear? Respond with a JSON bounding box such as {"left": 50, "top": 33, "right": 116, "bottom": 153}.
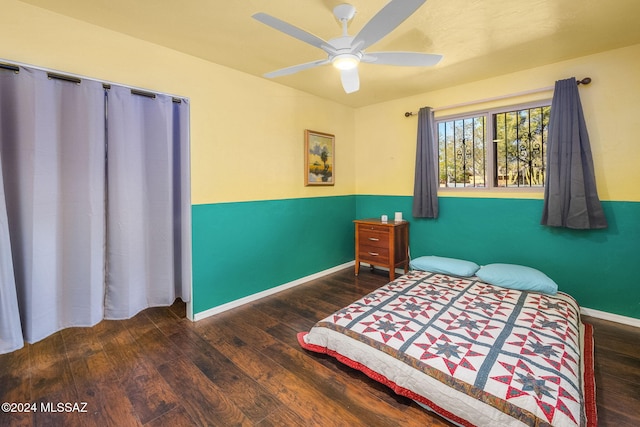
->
{"left": 410, "top": 256, "right": 480, "bottom": 277}
{"left": 476, "top": 263, "right": 558, "bottom": 295}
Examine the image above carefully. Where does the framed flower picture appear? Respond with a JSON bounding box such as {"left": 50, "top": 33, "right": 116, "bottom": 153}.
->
{"left": 304, "top": 129, "right": 335, "bottom": 186}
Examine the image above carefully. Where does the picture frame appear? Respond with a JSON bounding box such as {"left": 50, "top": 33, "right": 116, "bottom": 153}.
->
{"left": 304, "top": 129, "right": 335, "bottom": 186}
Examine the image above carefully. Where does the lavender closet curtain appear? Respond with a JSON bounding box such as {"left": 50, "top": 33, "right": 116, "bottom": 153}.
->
{"left": 173, "top": 100, "right": 192, "bottom": 303}
{"left": 105, "top": 86, "right": 190, "bottom": 319}
{"left": 0, "top": 67, "right": 106, "bottom": 348}
{"left": 541, "top": 78, "right": 607, "bottom": 229}
{"left": 0, "top": 68, "right": 23, "bottom": 354}
{"left": 0, "top": 139, "right": 22, "bottom": 353}
{"left": 412, "top": 107, "right": 439, "bottom": 218}
{"left": 0, "top": 65, "right": 190, "bottom": 354}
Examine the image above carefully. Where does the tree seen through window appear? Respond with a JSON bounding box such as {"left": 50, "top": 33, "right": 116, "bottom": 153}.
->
{"left": 437, "top": 104, "right": 550, "bottom": 189}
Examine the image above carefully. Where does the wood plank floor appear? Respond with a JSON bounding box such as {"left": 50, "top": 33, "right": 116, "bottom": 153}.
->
{"left": 1, "top": 267, "right": 639, "bottom": 426}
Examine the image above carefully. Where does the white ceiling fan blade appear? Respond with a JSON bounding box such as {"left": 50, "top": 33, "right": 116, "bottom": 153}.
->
{"left": 362, "top": 52, "right": 443, "bottom": 66}
{"left": 340, "top": 68, "right": 360, "bottom": 93}
{"left": 352, "top": 0, "right": 426, "bottom": 51}
{"left": 252, "top": 13, "right": 335, "bottom": 54}
{"left": 264, "top": 59, "right": 330, "bottom": 78}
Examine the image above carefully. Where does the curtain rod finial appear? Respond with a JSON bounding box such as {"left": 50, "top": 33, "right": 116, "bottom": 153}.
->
{"left": 405, "top": 111, "right": 415, "bottom": 117}
{"left": 578, "top": 77, "right": 591, "bottom": 85}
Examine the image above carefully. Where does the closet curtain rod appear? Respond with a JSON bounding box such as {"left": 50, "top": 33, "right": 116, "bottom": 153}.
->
{"left": 404, "top": 77, "right": 592, "bottom": 117}
{"left": 0, "top": 60, "right": 185, "bottom": 103}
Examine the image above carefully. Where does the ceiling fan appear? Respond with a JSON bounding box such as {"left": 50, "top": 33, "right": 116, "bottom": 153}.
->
{"left": 252, "top": 0, "right": 443, "bottom": 94}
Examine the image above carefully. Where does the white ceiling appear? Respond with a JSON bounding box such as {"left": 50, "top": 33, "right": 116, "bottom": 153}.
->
{"left": 19, "top": 0, "right": 640, "bottom": 107}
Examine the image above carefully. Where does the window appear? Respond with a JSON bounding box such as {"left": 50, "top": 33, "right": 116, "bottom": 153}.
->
{"left": 437, "top": 102, "right": 551, "bottom": 189}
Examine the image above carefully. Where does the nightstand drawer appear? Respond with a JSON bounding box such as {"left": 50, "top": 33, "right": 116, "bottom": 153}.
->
{"left": 357, "top": 223, "right": 389, "bottom": 234}
{"left": 358, "top": 230, "right": 388, "bottom": 248}
{"left": 358, "top": 244, "right": 390, "bottom": 263}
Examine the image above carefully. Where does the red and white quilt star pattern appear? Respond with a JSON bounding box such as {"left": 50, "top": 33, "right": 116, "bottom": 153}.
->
{"left": 300, "top": 270, "right": 596, "bottom": 427}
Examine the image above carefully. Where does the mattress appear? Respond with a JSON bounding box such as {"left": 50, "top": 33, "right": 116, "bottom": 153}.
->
{"left": 298, "top": 270, "right": 596, "bottom": 427}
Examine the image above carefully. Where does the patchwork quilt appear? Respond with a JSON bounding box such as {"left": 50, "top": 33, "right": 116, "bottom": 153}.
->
{"left": 299, "top": 270, "right": 596, "bottom": 427}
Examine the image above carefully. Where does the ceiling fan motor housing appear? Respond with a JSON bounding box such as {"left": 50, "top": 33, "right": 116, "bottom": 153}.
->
{"left": 333, "top": 4, "right": 356, "bottom": 22}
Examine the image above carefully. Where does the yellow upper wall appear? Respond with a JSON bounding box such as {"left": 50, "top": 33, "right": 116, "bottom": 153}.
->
{"left": 354, "top": 44, "right": 640, "bottom": 202}
{"left": 0, "top": 0, "right": 356, "bottom": 205}
{"left": 2, "top": 0, "right": 639, "bottom": 204}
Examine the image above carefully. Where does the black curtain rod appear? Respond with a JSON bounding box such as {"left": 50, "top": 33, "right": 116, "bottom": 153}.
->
{"left": 48, "top": 72, "right": 81, "bottom": 84}
{"left": 0, "top": 62, "right": 19, "bottom": 73}
{"left": 1, "top": 61, "right": 183, "bottom": 103}
{"left": 129, "top": 89, "right": 182, "bottom": 103}
{"left": 131, "top": 88, "right": 156, "bottom": 99}
{"left": 404, "top": 77, "right": 592, "bottom": 117}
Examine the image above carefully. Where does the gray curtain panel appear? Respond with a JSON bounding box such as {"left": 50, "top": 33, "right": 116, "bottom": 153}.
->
{"left": 172, "top": 100, "right": 192, "bottom": 304}
{"left": 0, "top": 168, "right": 22, "bottom": 353}
{"left": 105, "top": 85, "right": 169, "bottom": 319}
{"left": 0, "top": 67, "right": 106, "bottom": 347}
{"left": 0, "top": 104, "right": 22, "bottom": 353}
{"left": 0, "top": 68, "right": 23, "bottom": 354}
{"left": 105, "top": 86, "right": 189, "bottom": 319}
{"left": 541, "top": 78, "right": 607, "bottom": 229}
{"left": 412, "top": 107, "right": 439, "bottom": 218}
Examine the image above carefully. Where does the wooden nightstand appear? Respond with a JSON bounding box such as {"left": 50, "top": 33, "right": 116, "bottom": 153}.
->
{"left": 354, "top": 218, "right": 409, "bottom": 281}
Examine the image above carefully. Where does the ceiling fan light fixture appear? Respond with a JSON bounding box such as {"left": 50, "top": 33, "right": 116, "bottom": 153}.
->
{"left": 254, "top": 2, "right": 441, "bottom": 92}
{"left": 332, "top": 53, "right": 360, "bottom": 70}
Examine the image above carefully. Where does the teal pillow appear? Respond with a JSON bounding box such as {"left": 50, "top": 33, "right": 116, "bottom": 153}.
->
{"left": 410, "top": 256, "right": 480, "bottom": 277}
{"left": 476, "top": 263, "right": 558, "bottom": 295}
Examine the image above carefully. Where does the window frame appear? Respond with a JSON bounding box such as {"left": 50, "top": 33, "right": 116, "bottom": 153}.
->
{"left": 435, "top": 98, "right": 552, "bottom": 193}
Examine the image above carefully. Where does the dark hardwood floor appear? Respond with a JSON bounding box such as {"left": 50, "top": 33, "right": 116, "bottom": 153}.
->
{"left": 1, "top": 267, "right": 638, "bottom": 426}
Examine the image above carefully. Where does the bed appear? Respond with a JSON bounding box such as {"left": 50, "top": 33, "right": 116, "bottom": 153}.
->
{"left": 298, "top": 268, "right": 597, "bottom": 427}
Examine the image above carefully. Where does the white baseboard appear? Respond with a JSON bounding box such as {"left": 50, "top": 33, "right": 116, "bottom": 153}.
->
{"left": 580, "top": 307, "right": 640, "bottom": 328}
{"left": 193, "top": 265, "right": 640, "bottom": 329}
{"left": 193, "top": 261, "right": 355, "bottom": 321}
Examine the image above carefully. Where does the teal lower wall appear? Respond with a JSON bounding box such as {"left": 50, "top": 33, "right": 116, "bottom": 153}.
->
{"left": 191, "top": 194, "right": 639, "bottom": 320}
{"left": 356, "top": 195, "right": 640, "bottom": 319}
{"left": 192, "top": 195, "right": 356, "bottom": 314}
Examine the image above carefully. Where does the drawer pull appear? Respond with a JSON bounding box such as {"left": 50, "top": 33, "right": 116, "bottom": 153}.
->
{"left": 368, "top": 237, "right": 379, "bottom": 241}
{"left": 368, "top": 252, "right": 379, "bottom": 256}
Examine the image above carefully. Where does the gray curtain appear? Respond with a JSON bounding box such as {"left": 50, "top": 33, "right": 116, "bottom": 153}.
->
{"left": 0, "top": 67, "right": 106, "bottom": 347}
{"left": 412, "top": 107, "right": 439, "bottom": 218}
{"left": 0, "top": 121, "right": 22, "bottom": 354}
{"left": 0, "top": 68, "right": 23, "bottom": 354}
{"left": 541, "top": 78, "right": 607, "bottom": 229}
{"left": 172, "top": 100, "right": 192, "bottom": 305}
{"left": 105, "top": 86, "right": 190, "bottom": 319}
